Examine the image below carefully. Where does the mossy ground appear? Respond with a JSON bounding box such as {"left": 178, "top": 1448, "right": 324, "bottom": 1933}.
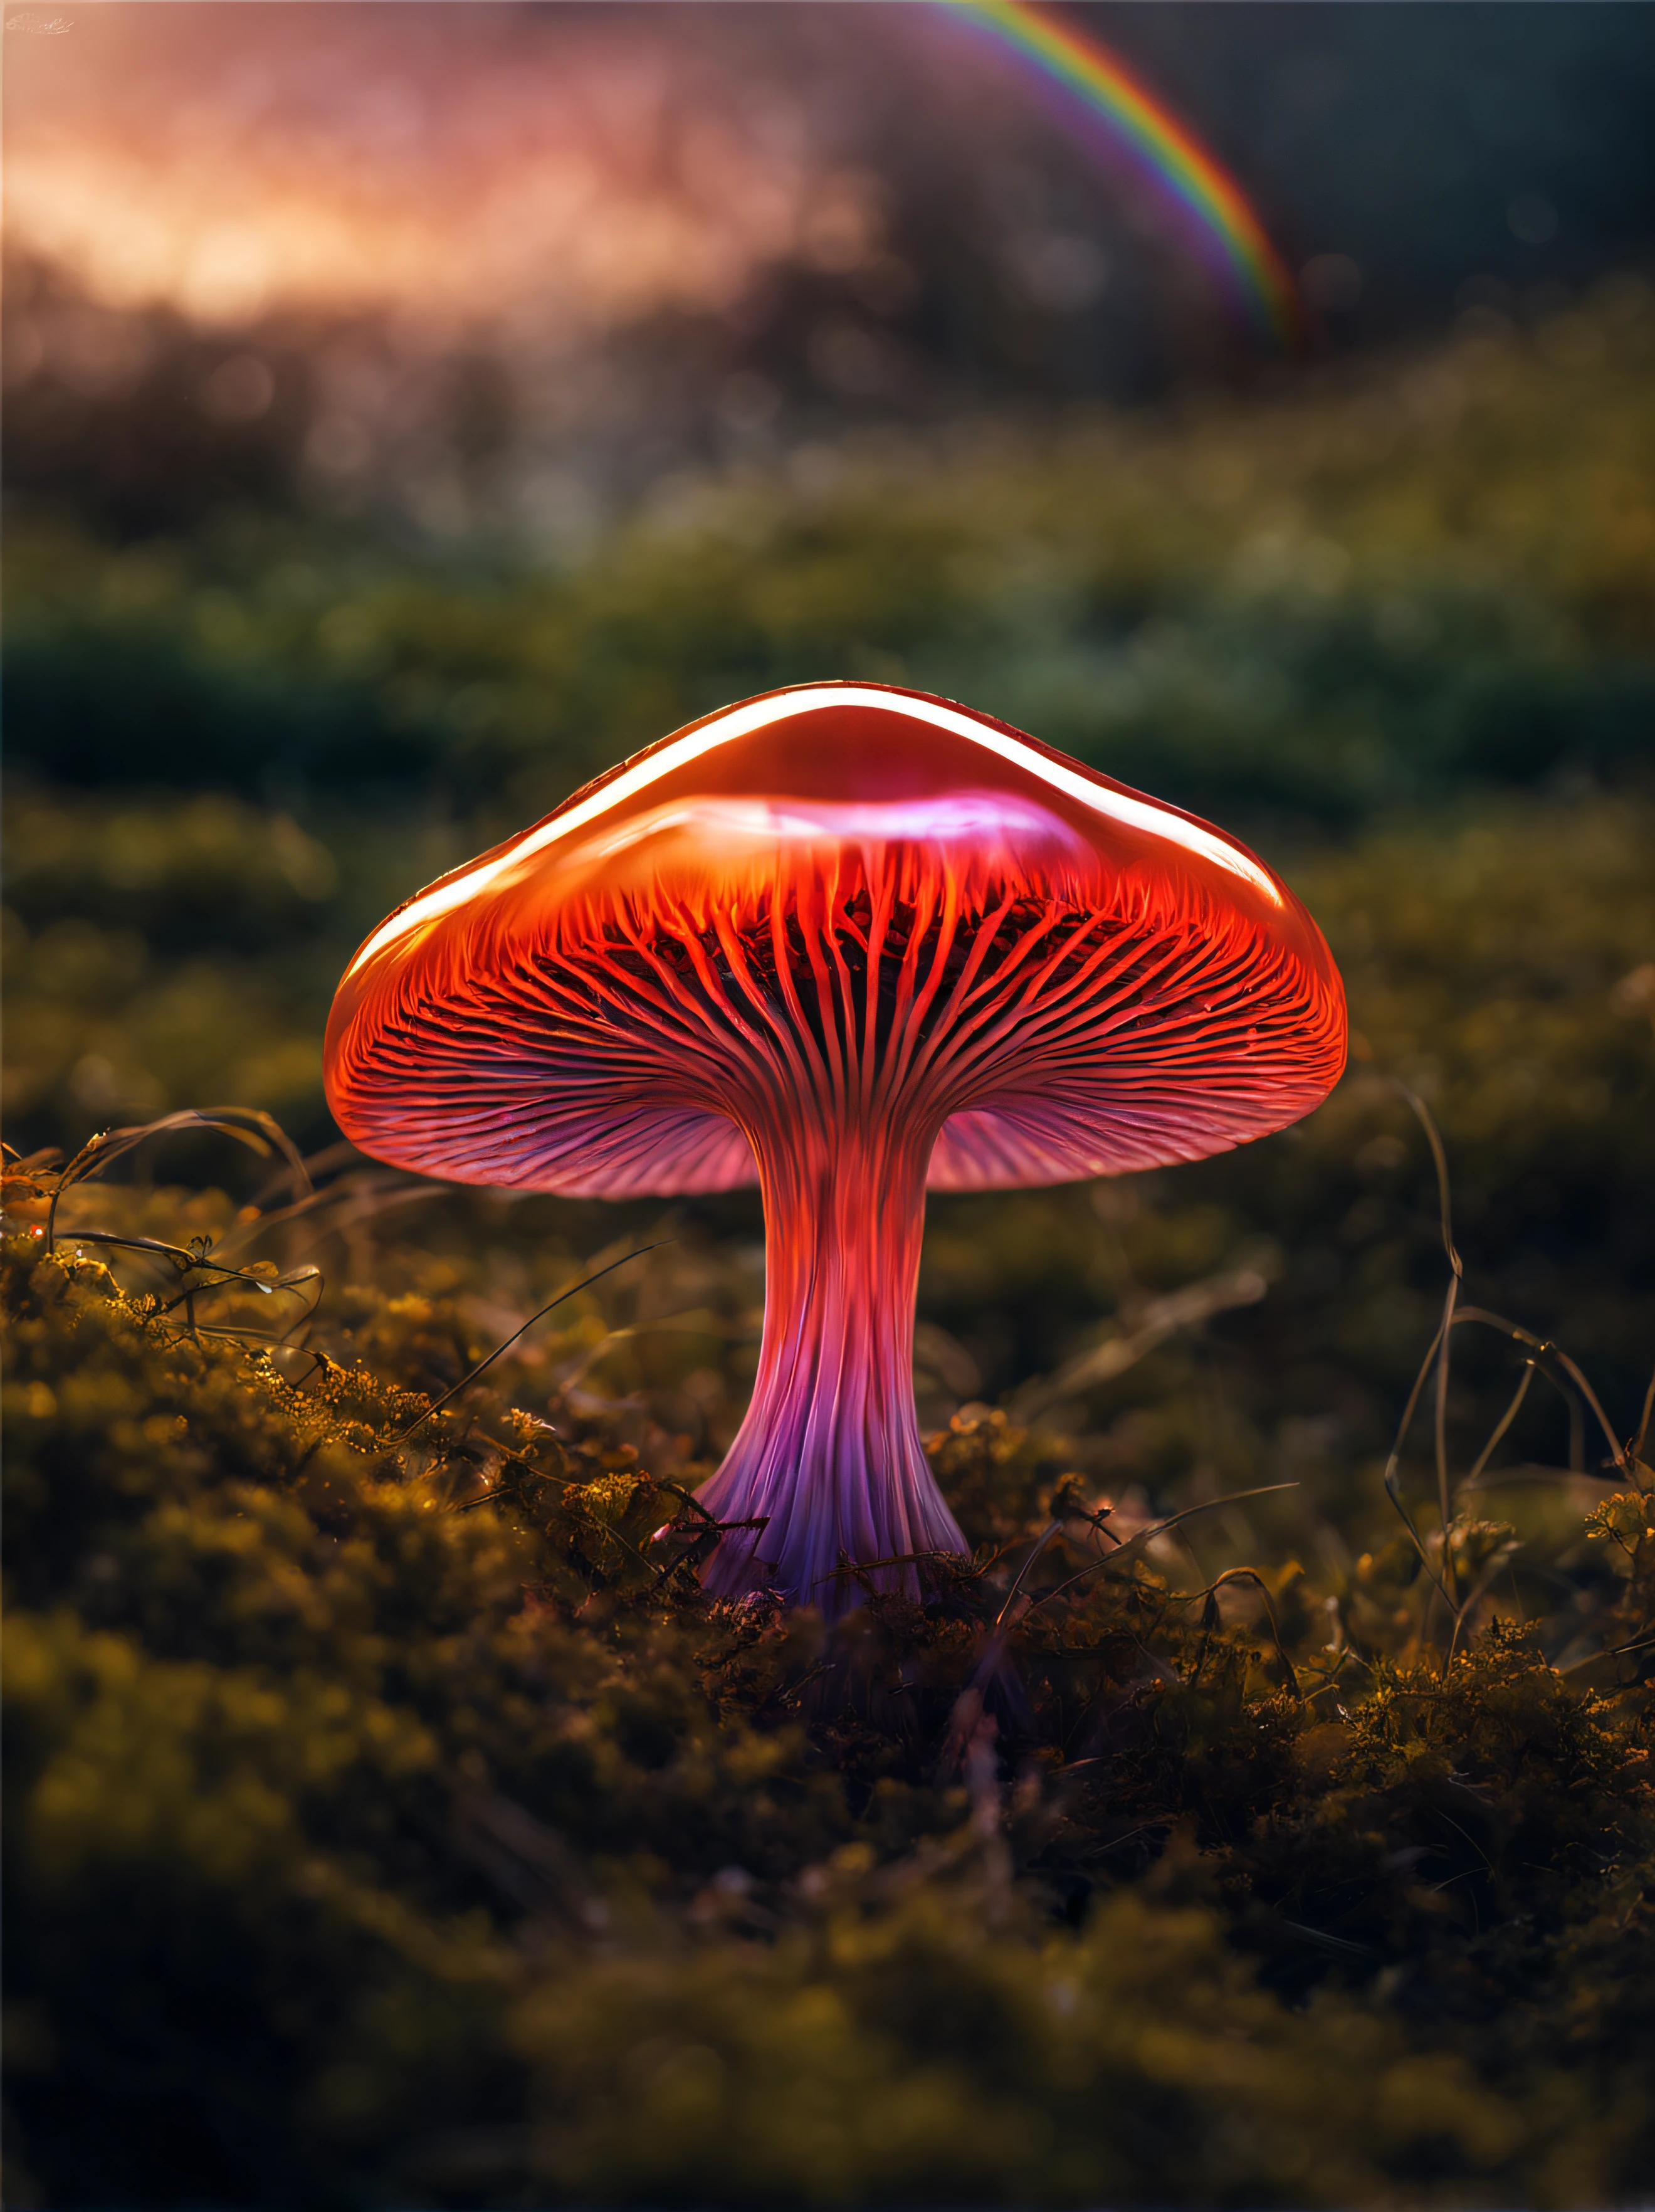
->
{"left": 4, "top": 1123, "right": 1652, "bottom": 2208}
{"left": 4, "top": 304, "right": 1655, "bottom": 2205}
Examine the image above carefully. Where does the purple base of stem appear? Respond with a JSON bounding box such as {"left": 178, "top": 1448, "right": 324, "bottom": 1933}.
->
{"left": 695, "top": 1112, "right": 966, "bottom": 1617}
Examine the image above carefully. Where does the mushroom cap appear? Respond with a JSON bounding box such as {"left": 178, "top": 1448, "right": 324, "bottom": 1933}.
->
{"left": 325, "top": 683, "right": 1346, "bottom": 1196}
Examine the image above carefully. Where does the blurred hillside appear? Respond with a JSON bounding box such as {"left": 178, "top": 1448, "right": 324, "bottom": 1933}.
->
{"left": 10, "top": 287, "right": 1654, "bottom": 819}
{"left": 6, "top": 295, "right": 1653, "bottom": 1473}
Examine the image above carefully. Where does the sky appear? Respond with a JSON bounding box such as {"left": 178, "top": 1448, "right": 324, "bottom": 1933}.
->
{"left": 6, "top": 3, "right": 1652, "bottom": 535}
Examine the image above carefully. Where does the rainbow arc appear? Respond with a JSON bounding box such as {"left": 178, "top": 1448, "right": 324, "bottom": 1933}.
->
{"left": 938, "top": 0, "right": 1302, "bottom": 349}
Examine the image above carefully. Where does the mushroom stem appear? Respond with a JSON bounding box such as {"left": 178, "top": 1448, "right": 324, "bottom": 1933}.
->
{"left": 697, "top": 1105, "right": 966, "bottom": 1614}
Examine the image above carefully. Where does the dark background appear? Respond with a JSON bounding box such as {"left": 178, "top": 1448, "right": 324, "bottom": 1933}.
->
{"left": 7, "top": 4, "right": 1655, "bottom": 543}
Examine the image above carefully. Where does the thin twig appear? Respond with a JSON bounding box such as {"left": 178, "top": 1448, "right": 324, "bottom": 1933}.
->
{"left": 60, "top": 1228, "right": 323, "bottom": 1326}
{"left": 1169, "top": 1567, "right": 1301, "bottom": 1697}
{"left": 821, "top": 1546, "right": 972, "bottom": 1597}
{"left": 1021, "top": 1485, "right": 1300, "bottom": 1617}
{"left": 1557, "top": 1628, "right": 1655, "bottom": 1676}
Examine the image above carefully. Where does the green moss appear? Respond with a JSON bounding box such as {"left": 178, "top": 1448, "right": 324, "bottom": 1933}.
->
{"left": 4, "top": 1206, "right": 1652, "bottom": 2206}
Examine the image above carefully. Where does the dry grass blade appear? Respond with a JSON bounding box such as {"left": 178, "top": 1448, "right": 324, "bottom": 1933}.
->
{"left": 992, "top": 1520, "right": 1068, "bottom": 1633}
{"left": 1389, "top": 1081, "right": 1465, "bottom": 1596}
{"left": 1435, "top": 1272, "right": 1461, "bottom": 1598}
{"left": 45, "top": 1107, "right": 311, "bottom": 1253}
{"left": 1461, "top": 1360, "right": 1537, "bottom": 1491}
{"left": 55, "top": 1226, "right": 323, "bottom": 1343}
{"left": 218, "top": 1169, "right": 446, "bottom": 1265}
{"left": 1022, "top": 1484, "right": 1300, "bottom": 1615}
{"left": 1382, "top": 1456, "right": 1456, "bottom": 1617}
{"left": 1382, "top": 1278, "right": 1458, "bottom": 1605}
{"left": 1633, "top": 1365, "right": 1655, "bottom": 1475}
{"left": 1394, "top": 1080, "right": 1463, "bottom": 1280}
{"left": 1175, "top": 1566, "right": 1301, "bottom": 1697}
{"left": 1453, "top": 1305, "right": 1631, "bottom": 1473}
{"left": 393, "top": 1242, "right": 673, "bottom": 1442}
{"left": 1376, "top": 1079, "right": 1631, "bottom": 1670}
{"left": 1011, "top": 1267, "right": 1271, "bottom": 1422}
{"left": 63, "top": 1226, "right": 320, "bottom": 1302}
{"left": 935, "top": 1491, "right": 1298, "bottom": 1779}
{"left": 1556, "top": 1623, "right": 1655, "bottom": 1675}
{"left": 823, "top": 1547, "right": 974, "bottom": 1602}
{"left": 553, "top": 1309, "right": 749, "bottom": 1393}
{"left": 250, "top": 1138, "right": 361, "bottom": 1209}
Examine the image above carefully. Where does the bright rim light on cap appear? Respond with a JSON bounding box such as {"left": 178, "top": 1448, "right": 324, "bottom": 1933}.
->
{"left": 346, "top": 686, "right": 1281, "bottom": 977}
{"left": 574, "top": 791, "right": 1090, "bottom": 866}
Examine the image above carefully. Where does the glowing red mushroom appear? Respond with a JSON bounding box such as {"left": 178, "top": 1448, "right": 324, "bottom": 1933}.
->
{"left": 325, "top": 683, "right": 1346, "bottom": 1613}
